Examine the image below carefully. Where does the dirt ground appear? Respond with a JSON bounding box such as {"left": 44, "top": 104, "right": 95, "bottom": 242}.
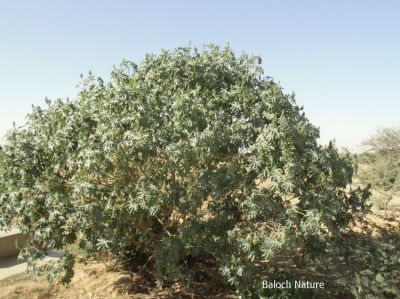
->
{"left": 0, "top": 249, "right": 240, "bottom": 299}
{"left": 0, "top": 195, "right": 399, "bottom": 299}
{"left": 367, "top": 192, "right": 400, "bottom": 227}
{"left": 0, "top": 257, "right": 236, "bottom": 299}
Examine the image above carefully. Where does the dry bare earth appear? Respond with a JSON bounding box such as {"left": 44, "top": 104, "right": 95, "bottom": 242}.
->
{"left": 0, "top": 256, "right": 235, "bottom": 299}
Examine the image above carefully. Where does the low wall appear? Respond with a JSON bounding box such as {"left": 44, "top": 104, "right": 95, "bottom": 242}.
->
{"left": 0, "top": 230, "right": 28, "bottom": 259}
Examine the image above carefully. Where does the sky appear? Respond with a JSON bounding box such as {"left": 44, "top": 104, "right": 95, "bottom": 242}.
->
{"left": 0, "top": 1, "right": 399, "bottom": 152}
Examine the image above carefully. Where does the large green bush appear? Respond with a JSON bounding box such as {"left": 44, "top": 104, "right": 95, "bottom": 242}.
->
{"left": 0, "top": 46, "right": 371, "bottom": 294}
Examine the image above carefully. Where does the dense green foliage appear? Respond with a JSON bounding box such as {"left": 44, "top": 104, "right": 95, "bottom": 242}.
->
{"left": 0, "top": 46, "right": 381, "bottom": 296}
{"left": 339, "top": 225, "right": 400, "bottom": 299}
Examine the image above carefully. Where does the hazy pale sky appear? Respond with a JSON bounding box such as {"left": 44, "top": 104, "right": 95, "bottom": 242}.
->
{"left": 1, "top": 1, "right": 399, "bottom": 151}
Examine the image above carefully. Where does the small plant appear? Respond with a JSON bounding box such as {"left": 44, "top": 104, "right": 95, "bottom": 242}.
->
{"left": 374, "top": 196, "right": 386, "bottom": 210}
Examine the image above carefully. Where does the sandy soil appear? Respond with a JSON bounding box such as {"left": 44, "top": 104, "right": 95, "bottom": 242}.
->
{"left": 0, "top": 256, "right": 235, "bottom": 299}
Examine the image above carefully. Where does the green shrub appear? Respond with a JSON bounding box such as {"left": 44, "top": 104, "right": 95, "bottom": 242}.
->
{"left": 0, "top": 45, "right": 372, "bottom": 295}
{"left": 335, "top": 224, "right": 400, "bottom": 299}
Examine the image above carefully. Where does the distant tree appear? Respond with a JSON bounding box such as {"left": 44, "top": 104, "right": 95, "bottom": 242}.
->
{"left": 362, "top": 127, "right": 400, "bottom": 155}
{"left": 359, "top": 127, "right": 400, "bottom": 217}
